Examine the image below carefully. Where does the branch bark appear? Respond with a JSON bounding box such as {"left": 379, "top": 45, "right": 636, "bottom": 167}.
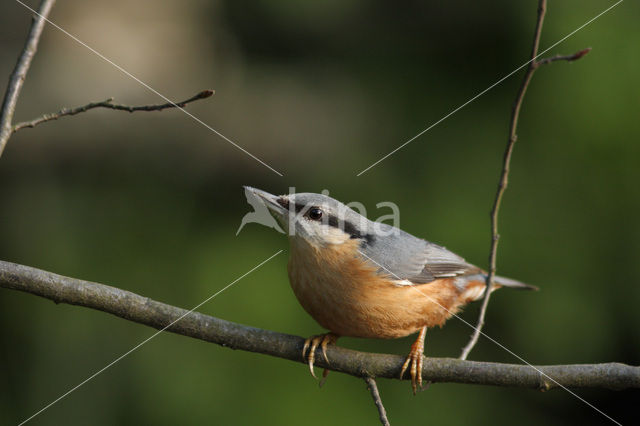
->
{"left": 0, "top": 0, "right": 213, "bottom": 156}
{"left": 364, "top": 377, "right": 390, "bottom": 426}
{"left": 1, "top": 260, "right": 637, "bottom": 391}
{"left": 459, "top": 0, "right": 590, "bottom": 360}
{"left": 0, "top": 0, "right": 56, "bottom": 157}
{"left": 11, "top": 90, "right": 214, "bottom": 133}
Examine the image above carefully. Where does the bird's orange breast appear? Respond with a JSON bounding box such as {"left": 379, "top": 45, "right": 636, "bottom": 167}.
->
{"left": 287, "top": 238, "right": 470, "bottom": 339}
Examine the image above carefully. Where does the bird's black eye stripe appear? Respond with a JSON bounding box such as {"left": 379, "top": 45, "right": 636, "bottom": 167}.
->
{"left": 287, "top": 202, "right": 374, "bottom": 243}
{"left": 327, "top": 215, "right": 376, "bottom": 244}
{"left": 290, "top": 203, "right": 308, "bottom": 213}
{"left": 277, "top": 198, "right": 316, "bottom": 215}
{"left": 277, "top": 198, "right": 289, "bottom": 209}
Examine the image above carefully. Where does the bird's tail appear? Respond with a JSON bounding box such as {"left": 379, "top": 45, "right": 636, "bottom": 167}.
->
{"left": 493, "top": 275, "right": 539, "bottom": 291}
{"left": 459, "top": 273, "right": 538, "bottom": 302}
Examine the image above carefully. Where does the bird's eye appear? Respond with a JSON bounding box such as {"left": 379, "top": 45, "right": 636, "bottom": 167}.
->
{"left": 308, "top": 208, "right": 323, "bottom": 221}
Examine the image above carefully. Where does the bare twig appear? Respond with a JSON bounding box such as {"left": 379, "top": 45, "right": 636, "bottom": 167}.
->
{"left": 0, "top": 2, "right": 213, "bottom": 149}
{"left": 364, "top": 377, "right": 391, "bottom": 426}
{"left": 1, "top": 259, "right": 637, "bottom": 390}
{"left": 0, "top": 0, "right": 56, "bottom": 157}
{"left": 12, "top": 90, "right": 214, "bottom": 132}
{"left": 536, "top": 48, "right": 592, "bottom": 67}
{"left": 460, "top": 0, "right": 590, "bottom": 360}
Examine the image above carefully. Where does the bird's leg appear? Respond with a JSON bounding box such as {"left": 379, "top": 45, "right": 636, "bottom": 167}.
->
{"left": 400, "top": 326, "right": 427, "bottom": 395}
{"left": 302, "top": 333, "right": 339, "bottom": 382}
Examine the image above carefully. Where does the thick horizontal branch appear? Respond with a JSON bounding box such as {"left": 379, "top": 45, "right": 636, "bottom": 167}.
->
{"left": 12, "top": 90, "right": 214, "bottom": 132}
{"left": 0, "top": 259, "right": 637, "bottom": 391}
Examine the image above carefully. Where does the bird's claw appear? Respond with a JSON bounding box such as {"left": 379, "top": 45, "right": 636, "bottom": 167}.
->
{"left": 400, "top": 326, "right": 427, "bottom": 395}
{"left": 400, "top": 347, "right": 424, "bottom": 395}
{"left": 302, "top": 333, "right": 338, "bottom": 382}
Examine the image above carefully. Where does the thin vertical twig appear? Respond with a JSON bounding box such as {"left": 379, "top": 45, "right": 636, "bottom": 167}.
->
{"left": 460, "top": 0, "right": 590, "bottom": 360}
{"left": 0, "top": 0, "right": 56, "bottom": 157}
{"left": 364, "top": 377, "right": 391, "bottom": 426}
{"left": 459, "top": 0, "right": 548, "bottom": 360}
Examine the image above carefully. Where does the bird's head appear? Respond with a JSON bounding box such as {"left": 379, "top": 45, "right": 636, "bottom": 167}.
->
{"left": 243, "top": 186, "right": 376, "bottom": 247}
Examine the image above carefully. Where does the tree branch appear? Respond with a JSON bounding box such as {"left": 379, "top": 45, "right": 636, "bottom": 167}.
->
{"left": 460, "top": 0, "right": 590, "bottom": 360}
{"left": 11, "top": 90, "right": 214, "bottom": 133}
{"left": 0, "top": 0, "right": 214, "bottom": 154}
{"left": 364, "top": 377, "right": 390, "bottom": 426}
{"left": 0, "top": 0, "right": 56, "bottom": 157}
{"left": 1, "top": 259, "right": 637, "bottom": 391}
{"left": 535, "top": 48, "right": 592, "bottom": 67}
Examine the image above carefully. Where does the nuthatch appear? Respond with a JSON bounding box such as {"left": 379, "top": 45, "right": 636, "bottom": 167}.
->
{"left": 244, "top": 187, "right": 537, "bottom": 393}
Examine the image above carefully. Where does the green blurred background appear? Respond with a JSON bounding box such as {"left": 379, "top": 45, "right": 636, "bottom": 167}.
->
{"left": 1, "top": 0, "right": 638, "bottom": 424}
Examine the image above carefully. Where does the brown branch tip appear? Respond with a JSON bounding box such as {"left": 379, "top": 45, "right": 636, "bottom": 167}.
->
{"left": 567, "top": 48, "right": 592, "bottom": 61}
{"left": 537, "top": 48, "right": 592, "bottom": 67}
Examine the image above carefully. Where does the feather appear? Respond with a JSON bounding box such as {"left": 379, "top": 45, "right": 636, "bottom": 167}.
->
{"left": 359, "top": 225, "right": 479, "bottom": 285}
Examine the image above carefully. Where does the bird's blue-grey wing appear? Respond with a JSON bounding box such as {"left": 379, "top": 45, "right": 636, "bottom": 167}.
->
{"left": 358, "top": 224, "right": 478, "bottom": 284}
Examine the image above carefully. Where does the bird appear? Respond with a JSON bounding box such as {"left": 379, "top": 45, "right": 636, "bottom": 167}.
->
{"left": 242, "top": 186, "right": 537, "bottom": 393}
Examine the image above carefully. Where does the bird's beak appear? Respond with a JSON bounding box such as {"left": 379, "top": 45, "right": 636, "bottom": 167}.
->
{"left": 243, "top": 186, "right": 288, "bottom": 219}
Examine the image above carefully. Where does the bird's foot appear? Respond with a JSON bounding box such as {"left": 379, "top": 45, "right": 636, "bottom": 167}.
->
{"left": 400, "top": 346, "right": 424, "bottom": 395}
{"left": 302, "top": 333, "right": 338, "bottom": 384}
{"left": 400, "top": 326, "right": 427, "bottom": 395}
